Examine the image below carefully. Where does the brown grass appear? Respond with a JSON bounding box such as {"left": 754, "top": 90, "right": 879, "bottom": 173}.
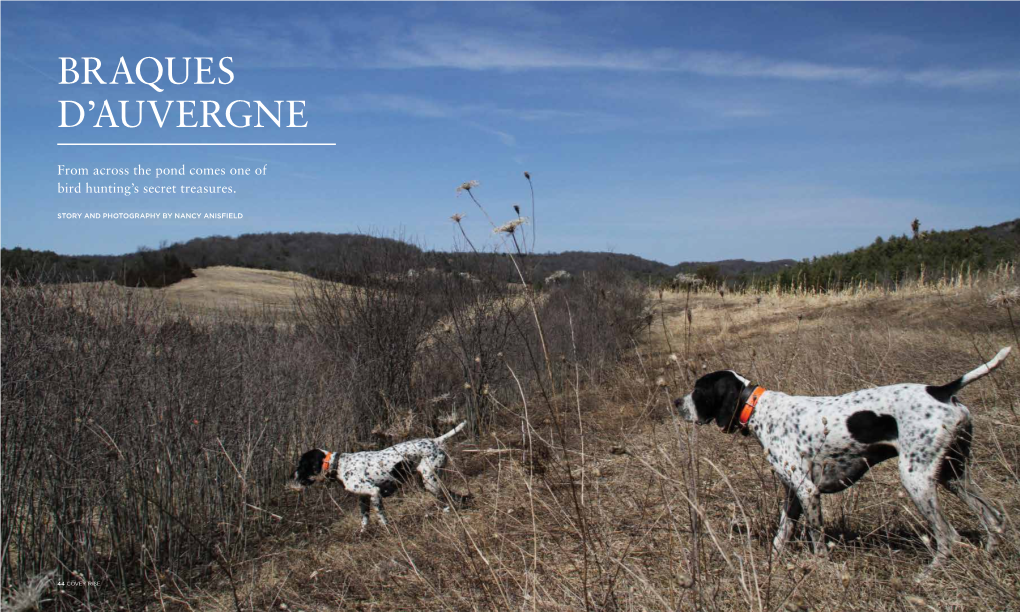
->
{"left": 64, "top": 266, "right": 338, "bottom": 318}
{"left": 175, "top": 274, "right": 1019, "bottom": 612}
{"left": 161, "top": 266, "right": 315, "bottom": 312}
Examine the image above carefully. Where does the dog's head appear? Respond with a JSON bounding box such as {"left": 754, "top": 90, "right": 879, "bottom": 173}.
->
{"left": 673, "top": 370, "right": 749, "bottom": 433}
{"left": 288, "top": 449, "right": 340, "bottom": 491}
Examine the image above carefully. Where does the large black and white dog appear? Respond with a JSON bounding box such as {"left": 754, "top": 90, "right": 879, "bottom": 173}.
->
{"left": 289, "top": 422, "right": 472, "bottom": 530}
{"left": 674, "top": 347, "right": 1011, "bottom": 569}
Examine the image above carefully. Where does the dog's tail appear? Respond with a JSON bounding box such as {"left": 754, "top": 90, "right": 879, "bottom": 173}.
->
{"left": 928, "top": 346, "right": 1012, "bottom": 403}
{"left": 434, "top": 421, "right": 467, "bottom": 444}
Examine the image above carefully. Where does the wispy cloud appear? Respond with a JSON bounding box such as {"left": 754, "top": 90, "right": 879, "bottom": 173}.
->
{"left": 466, "top": 122, "right": 516, "bottom": 146}
{"left": 331, "top": 93, "right": 455, "bottom": 118}
{"left": 367, "top": 27, "right": 1020, "bottom": 90}
{"left": 905, "top": 68, "right": 1020, "bottom": 89}
{"left": 10, "top": 9, "right": 1018, "bottom": 91}
{"left": 328, "top": 93, "right": 518, "bottom": 146}
{"left": 327, "top": 92, "right": 631, "bottom": 142}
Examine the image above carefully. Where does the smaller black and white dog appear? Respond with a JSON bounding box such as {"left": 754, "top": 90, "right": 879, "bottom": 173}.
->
{"left": 674, "top": 347, "right": 1011, "bottom": 569}
{"left": 289, "top": 422, "right": 472, "bottom": 530}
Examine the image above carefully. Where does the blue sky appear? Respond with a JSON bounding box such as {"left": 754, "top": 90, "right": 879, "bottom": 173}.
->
{"left": 2, "top": 2, "right": 1018, "bottom": 263}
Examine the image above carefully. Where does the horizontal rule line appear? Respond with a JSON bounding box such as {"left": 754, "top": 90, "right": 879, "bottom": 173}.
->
{"left": 57, "top": 143, "right": 337, "bottom": 146}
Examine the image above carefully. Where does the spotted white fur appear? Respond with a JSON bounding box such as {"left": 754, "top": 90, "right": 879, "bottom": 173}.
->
{"left": 290, "top": 422, "right": 471, "bottom": 530}
{"left": 675, "top": 348, "right": 1010, "bottom": 572}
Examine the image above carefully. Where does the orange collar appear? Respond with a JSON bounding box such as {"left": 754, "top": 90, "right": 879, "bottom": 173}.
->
{"left": 321, "top": 452, "right": 334, "bottom": 475}
{"left": 738, "top": 386, "right": 765, "bottom": 428}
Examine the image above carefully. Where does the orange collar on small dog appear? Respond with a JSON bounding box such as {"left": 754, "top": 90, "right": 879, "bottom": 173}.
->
{"left": 738, "top": 386, "right": 765, "bottom": 428}
{"left": 321, "top": 452, "right": 334, "bottom": 475}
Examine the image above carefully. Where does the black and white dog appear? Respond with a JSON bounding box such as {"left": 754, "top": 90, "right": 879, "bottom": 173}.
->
{"left": 289, "top": 422, "right": 472, "bottom": 530}
{"left": 674, "top": 347, "right": 1011, "bottom": 569}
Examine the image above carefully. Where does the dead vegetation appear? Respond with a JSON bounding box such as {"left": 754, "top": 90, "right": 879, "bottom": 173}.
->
{"left": 160, "top": 270, "right": 1020, "bottom": 612}
{"left": 2, "top": 174, "right": 1017, "bottom": 611}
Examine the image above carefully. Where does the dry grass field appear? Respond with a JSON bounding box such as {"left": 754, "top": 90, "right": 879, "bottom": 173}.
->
{"left": 57, "top": 266, "right": 319, "bottom": 318}
{"left": 3, "top": 254, "right": 1017, "bottom": 611}
{"left": 160, "top": 266, "right": 314, "bottom": 314}
{"left": 167, "top": 273, "right": 1020, "bottom": 612}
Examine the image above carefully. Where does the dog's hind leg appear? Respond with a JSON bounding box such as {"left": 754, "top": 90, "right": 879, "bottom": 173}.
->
{"left": 944, "top": 474, "right": 1005, "bottom": 552}
{"left": 773, "top": 483, "right": 804, "bottom": 556}
{"left": 900, "top": 458, "right": 958, "bottom": 573}
{"left": 938, "top": 422, "right": 1005, "bottom": 552}
{"left": 419, "top": 463, "right": 466, "bottom": 508}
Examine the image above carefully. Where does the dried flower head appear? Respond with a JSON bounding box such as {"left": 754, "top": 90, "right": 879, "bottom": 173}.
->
{"left": 988, "top": 285, "right": 1020, "bottom": 308}
{"left": 673, "top": 272, "right": 704, "bottom": 287}
{"left": 513, "top": 204, "right": 521, "bottom": 214}
{"left": 493, "top": 217, "right": 529, "bottom": 234}
{"left": 450, "top": 213, "right": 465, "bottom": 223}
{"left": 545, "top": 270, "right": 572, "bottom": 284}
{"left": 0, "top": 570, "right": 56, "bottom": 612}
{"left": 456, "top": 180, "right": 479, "bottom": 194}
{"left": 523, "top": 171, "right": 531, "bottom": 180}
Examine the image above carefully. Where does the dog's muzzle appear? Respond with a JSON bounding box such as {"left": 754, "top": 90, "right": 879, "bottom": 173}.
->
{"left": 673, "top": 394, "right": 697, "bottom": 422}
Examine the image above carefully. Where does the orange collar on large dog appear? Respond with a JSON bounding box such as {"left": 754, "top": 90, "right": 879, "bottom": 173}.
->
{"left": 738, "top": 386, "right": 765, "bottom": 428}
{"left": 321, "top": 452, "right": 334, "bottom": 475}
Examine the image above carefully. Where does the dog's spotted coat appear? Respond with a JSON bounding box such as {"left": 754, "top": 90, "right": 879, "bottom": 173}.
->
{"left": 290, "top": 422, "right": 471, "bottom": 529}
{"left": 675, "top": 347, "right": 1011, "bottom": 571}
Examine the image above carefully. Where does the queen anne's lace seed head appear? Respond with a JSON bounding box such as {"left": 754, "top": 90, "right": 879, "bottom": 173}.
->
{"left": 456, "top": 180, "right": 479, "bottom": 194}
{"left": 988, "top": 285, "right": 1020, "bottom": 308}
{"left": 493, "top": 217, "right": 529, "bottom": 234}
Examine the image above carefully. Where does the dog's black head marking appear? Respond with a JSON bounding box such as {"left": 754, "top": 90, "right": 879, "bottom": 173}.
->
{"left": 688, "top": 370, "right": 748, "bottom": 432}
{"left": 291, "top": 448, "right": 335, "bottom": 488}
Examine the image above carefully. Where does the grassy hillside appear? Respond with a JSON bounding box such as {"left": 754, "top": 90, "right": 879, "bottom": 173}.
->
{"left": 764, "top": 218, "right": 1020, "bottom": 290}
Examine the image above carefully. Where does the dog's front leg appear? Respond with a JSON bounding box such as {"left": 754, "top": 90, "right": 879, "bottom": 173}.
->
{"left": 795, "top": 481, "right": 827, "bottom": 558}
{"left": 358, "top": 496, "right": 371, "bottom": 531}
{"left": 370, "top": 490, "right": 389, "bottom": 526}
{"left": 773, "top": 483, "right": 803, "bottom": 555}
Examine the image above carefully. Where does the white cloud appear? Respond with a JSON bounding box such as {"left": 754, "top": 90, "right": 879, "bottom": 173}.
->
{"left": 329, "top": 93, "right": 517, "bottom": 146}
{"left": 365, "top": 27, "right": 1019, "bottom": 90}
{"left": 10, "top": 10, "right": 1019, "bottom": 91}
{"left": 905, "top": 68, "right": 1020, "bottom": 89}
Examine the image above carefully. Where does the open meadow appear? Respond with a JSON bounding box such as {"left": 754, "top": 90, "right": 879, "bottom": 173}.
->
{"left": 4, "top": 259, "right": 1017, "bottom": 611}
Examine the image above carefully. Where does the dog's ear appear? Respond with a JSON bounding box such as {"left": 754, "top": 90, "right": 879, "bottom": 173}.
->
{"left": 691, "top": 371, "right": 745, "bottom": 432}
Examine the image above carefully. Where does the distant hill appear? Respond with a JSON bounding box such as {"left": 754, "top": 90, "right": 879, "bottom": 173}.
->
{"left": 3, "top": 218, "right": 1017, "bottom": 288}
{"left": 1, "top": 233, "right": 421, "bottom": 286}
{"left": 1, "top": 235, "right": 685, "bottom": 285}
{"left": 766, "top": 218, "right": 1020, "bottom": 290}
